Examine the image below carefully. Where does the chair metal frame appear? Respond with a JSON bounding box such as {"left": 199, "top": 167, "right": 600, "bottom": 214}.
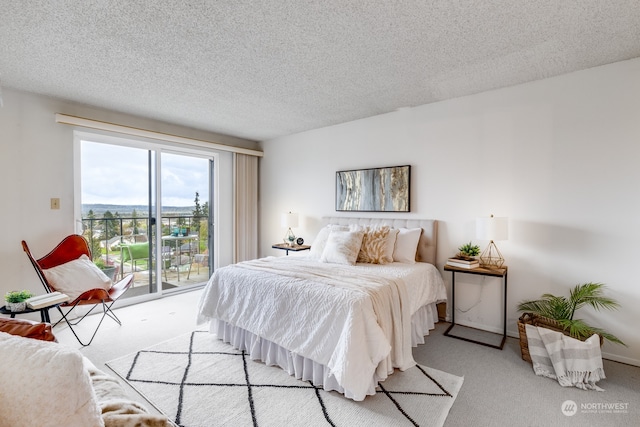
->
{"left": 22, "top": 235, "right": 134, "bottom": 346}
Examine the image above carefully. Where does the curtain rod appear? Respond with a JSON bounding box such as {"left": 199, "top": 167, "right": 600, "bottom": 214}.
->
{"left": 55, "top": 113, "right": 263, "bottom": 157}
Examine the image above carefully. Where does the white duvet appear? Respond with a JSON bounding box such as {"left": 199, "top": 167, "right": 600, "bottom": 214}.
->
{"left": 197, "top": 256, "right": 445, "bottom": 401}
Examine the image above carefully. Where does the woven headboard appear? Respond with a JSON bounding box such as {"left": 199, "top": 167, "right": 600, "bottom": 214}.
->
{"left": 322, "top": 217, "right": 437, "bottom": 265}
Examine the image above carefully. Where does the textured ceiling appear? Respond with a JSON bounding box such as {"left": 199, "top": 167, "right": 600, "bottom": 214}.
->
{"left": 1, "top": 1, "right": 640, "bottom": 141}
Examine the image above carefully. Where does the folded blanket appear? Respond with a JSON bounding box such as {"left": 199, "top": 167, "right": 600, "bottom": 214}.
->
{"left": 525, "top": 324, "right": 605, "bottom": 391}
{"left": 87, "top": 362, "right": 171, "bottom": 427}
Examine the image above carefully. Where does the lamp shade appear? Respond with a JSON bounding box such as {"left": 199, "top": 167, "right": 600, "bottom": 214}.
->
{"left": 476, "top": 216, "right": 508, "bottom": 241}
{"left": 281, "top": 212, "right": 299, "bottom": 228}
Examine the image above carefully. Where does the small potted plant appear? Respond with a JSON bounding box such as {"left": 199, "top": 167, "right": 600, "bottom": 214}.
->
{"left": 455, "top": 241, "right": 480, "bottom": 260}
{"left": 94, "top": 257, "right": 118, "bottom": 281}
{"left": 4, "top": 290, "right": 34, "bottom": 312}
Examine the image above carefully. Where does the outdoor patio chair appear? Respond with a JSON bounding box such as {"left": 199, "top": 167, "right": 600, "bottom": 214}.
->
{"left": 161, "top": 245, "right": 173, "bottom": 281}
{"left": 193, "top": 249, "right": 209, "bottom": 275}
{"left": 21, "top": 235, "right": 133, "bottom": 346}
{"left": 120, "top": 241, "right": 150, "bottom": 279}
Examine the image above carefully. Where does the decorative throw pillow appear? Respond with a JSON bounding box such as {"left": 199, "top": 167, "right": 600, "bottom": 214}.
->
{"left": 42, "top": 254, "right": 113, "bottom": 301}
{"left": 308, "top": 225, "right": 349, "bottom": 260}
{"left": 320, "top": 229, "right": 366, "bottom": 265}
{"left": 383, "top": 228, "right": 400, "bottom": 263}
{"left": 0, "top": 331, "right": 104, "bottom": 427}
{"left": 357, "top": 226, "right": 391, "bottom": 264}
{"left": 393, "top": 228, "right": 422, "bottom": 264}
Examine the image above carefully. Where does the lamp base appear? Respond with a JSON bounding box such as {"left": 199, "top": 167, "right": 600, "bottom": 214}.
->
{"left": 479, "top": 240, "right": 505, "bottom": 268}
{"left": 283, "top": 228, "right": 296, "bottom": 247}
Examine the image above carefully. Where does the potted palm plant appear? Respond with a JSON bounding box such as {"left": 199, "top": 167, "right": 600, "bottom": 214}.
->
{"left": 517, "top": 282, "right": 625, "bottom": 346}
{"left": 4, "top": 290, "right": 34, "bottom": 312}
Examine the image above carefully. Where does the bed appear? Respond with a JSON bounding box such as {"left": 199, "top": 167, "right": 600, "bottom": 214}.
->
{"left": 197, "top": 217, "right": 446, "bottom": 401}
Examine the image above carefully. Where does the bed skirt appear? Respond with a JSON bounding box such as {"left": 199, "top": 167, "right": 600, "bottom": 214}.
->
{"left": 208, "top": 302, "right": 440, "bottom": 400}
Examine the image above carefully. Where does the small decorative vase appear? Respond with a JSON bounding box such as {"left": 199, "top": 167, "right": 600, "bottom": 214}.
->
{"left": 7, "top": 302, "right": 26, "bottom": 312}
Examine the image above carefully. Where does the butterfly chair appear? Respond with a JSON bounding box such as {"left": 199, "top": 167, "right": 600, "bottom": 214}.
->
{"left": 21, "top": 235, "right": 134, "bottom": 346}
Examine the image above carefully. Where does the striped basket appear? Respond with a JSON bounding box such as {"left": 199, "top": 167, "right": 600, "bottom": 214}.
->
{"left": 517, "top": 312, "right": 603, "bottom": 363}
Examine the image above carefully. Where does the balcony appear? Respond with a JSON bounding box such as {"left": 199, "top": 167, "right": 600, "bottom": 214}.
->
{"left": 82, "top": 215, "right": 210, "bottom": 296}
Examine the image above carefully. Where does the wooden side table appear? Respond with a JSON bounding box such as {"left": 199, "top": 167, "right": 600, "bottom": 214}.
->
{"left": 443, "top": 264, "right": 508, "bottom": 349}
{"left": 272, "top": 243, "right": 311, "bottom": 256}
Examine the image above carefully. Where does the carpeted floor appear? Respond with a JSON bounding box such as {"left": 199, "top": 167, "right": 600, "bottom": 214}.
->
{"left": 106, "top": 330, "right": 463, "bottom": 427}
{"left": 50, "top": 289, "right": 639, "bottom": 426}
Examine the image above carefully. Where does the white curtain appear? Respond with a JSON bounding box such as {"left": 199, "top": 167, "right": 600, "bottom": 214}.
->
{"left": 233, "top": 153, "right": 259, "bottom": 262}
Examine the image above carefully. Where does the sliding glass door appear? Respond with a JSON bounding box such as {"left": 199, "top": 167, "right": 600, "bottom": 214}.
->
{"left": 77, "top": 133, "right": 214, "bottom": 300}
{"left": 159, "top": 152, "right": 212, "bottom": 291}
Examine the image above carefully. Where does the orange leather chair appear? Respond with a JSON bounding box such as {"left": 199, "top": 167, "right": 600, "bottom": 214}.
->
{"left": 22, "top": 235, "right": 133, "bottom": 346}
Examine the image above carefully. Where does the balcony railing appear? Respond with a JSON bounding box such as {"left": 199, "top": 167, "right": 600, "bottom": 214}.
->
{"left": 82, "top": 215, "right": 207, "bottom": 260}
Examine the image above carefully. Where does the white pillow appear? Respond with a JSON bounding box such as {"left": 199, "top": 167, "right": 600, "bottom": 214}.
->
{"left": 393, "top": 228, "right": 422, "bottom": 264}
{"left": 357, "top": 226, "right": 391, "bottom": 264}
{"left": 308, "top": 225, "right": 349, "bottom": 260}
{"left": 0, "top": 331, "right": 104, "bottom": 427}
{"left": 43, "top": 254, "right": 112, "bottom": 301}
{"left": 383, "top": 228, "right": 400, "bottom": 263}
{"left": 320, "top": 229, "right": 365, "bottom": 265}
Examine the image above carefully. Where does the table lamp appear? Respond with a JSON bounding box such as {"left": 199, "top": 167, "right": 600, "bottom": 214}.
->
{"left": 476, "top": 215, "right": 508, "bottom": 268}
{"left": 281, "top": 212, "right": 298, "bottom": 246}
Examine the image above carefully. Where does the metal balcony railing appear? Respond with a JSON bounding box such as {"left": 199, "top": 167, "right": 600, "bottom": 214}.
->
{"left": 81, "top": 215, "right": 207, "bottom": 261}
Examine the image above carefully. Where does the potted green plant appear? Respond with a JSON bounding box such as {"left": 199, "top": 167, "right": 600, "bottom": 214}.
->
{"left": 456, "top": 241, "right": 480, "bottom": 260}
{"left": 517, "top": 282, "right": 625, "bottom": 346}
{"left": 4, "top": 290, "right": 34, "bottom": 312}
{"left": 94, "top": 257, "right": 117, "bottom": 281}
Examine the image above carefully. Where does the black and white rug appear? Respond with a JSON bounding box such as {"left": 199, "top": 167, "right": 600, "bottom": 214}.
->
{"left": 106, "top": 331, "right": 463, "bottom": 427}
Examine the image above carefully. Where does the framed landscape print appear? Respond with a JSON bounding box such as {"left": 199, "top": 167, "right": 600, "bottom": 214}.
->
{"left": 335, "top": 165, "right": 410, "bottom": 212}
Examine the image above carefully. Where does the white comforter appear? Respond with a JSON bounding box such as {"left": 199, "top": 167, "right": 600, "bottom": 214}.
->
{"left": 197, "top": 256, "right": 445, "bottom": 400}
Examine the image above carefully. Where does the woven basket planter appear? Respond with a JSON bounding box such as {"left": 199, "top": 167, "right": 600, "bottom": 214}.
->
{"left": 517, "top": 313, "right": 603, "bottom": 363}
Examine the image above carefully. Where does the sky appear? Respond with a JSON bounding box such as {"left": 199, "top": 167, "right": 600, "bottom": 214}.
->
{"left": 81, "top": 142, "right": 210, "bottom": 207}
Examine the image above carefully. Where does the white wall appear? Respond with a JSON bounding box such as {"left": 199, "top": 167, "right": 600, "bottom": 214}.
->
{"left": 0, "top": 88, "right": 258, "bottom": 311}
{"left": 259, "top": 58, "right": 640, "bottom": 366}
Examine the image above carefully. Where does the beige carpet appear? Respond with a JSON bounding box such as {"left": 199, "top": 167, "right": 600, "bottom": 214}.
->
{"left": 107, "top": 330, "right": 463, "bottom": 427}
{"left": 50, "top": 289, "right": 638, "bottom": 426}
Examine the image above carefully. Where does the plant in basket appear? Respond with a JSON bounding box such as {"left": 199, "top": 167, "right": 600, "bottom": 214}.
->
{"left": 517, "top": 282, "right": 625, "bottom": 346}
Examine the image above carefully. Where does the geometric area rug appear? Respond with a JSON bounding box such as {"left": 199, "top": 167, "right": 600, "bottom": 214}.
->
{"left": 106, "top": 330, "right": 464, "bottom": 427}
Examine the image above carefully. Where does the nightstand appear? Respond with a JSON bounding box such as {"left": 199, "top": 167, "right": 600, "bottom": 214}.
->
{"left": 271, "top": 243, "right": 311, "bottom": 256}
{"left": 443, "top": 264, "right": 508, "bottom": 349}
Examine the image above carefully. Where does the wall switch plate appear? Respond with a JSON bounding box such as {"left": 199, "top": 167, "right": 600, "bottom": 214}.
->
{"left": 50, "top": 198, "right": 60, "bottom": 209}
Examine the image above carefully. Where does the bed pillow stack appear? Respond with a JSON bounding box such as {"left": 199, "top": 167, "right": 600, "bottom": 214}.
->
{"left": 308, "top": 225, "right": 349, "bottom": 260}
{"left": 357, "top": 226, "right": 393, "bottom": 264}
{"left": 312, "top": 224, "right": 422, "bottom": 265}
{"left": 320, "top": 228, "right": 366, "bottom": 265}
{"left": 392, "top": 227, "right": 422, "bottom": 264}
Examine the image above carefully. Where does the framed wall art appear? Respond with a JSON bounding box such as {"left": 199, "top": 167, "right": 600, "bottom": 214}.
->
{"left": 335, "top": 165, "right": 410, "bottom": 212}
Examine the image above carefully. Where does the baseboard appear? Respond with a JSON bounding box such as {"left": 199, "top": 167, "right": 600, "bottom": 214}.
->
{"left": 601, "top": 351, "right": 640, "bottom": 367}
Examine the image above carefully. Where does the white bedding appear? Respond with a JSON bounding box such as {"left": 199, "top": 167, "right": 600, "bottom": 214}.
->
{"left": 198, "top": 256, "right": 446, "bottom": 401}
